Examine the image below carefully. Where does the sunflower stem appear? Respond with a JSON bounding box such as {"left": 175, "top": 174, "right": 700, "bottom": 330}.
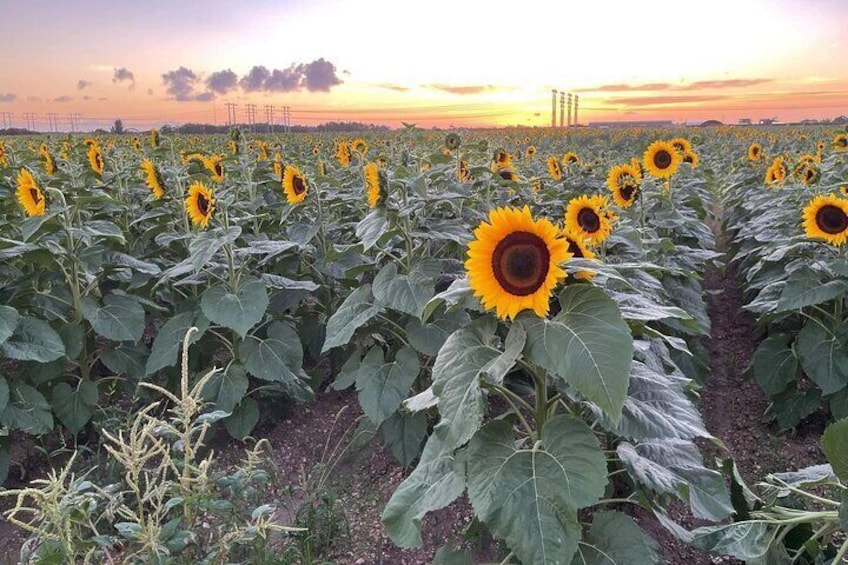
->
{"left": 532, "top": 367, "right": 549, "bottom": 439}
{"left": 483, "top": 382, "right": 535, "bottom": 441}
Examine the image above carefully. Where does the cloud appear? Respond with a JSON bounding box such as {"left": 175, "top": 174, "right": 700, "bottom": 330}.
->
{"left": 605, "top": 94, "right": 726, "bottom": 107}
{"left": 27, "top": 96, "right": 41, "bottom": 103}
{"left": 77, "top": 80, "right": 92, "bottom": 90}
{"left": 54, "top": 95, "right": 73, "bottom": 103}
{"left": 579, "top": 78, "right": 772, "bottom": 93}
{"left": 374, "top": 83, "right": 410, "bottom": 92}
{"left": 265, "top": 66, "right": 302, "bottom": 92}
{"left": 82, "top": 95, "right": 91, "bottom": 101}
{"left": 0, "top": 93, "right": 16, "bottom": 103}
{"left": 162, "top": 66, "right": 214, "bottom": 102}
{"left": 113, "top": 67, "right": 135, "bottom": 82}
{"left": 206, "top": 69, "right": 238, "bottom": 94}
{"left": 300, "top": 58, "right": 342, "bottom": 91}
{"left": 147, "top": 88, "right": 154, "bottom": 95}
{"left": 685, "top": 78, "right": 772, "bottom": 90}
{"left": 240, "top": 66, "right": 271, "bottom": 92}
{"left": 98, "top": 97, "right": 108, "bottom": 101}
{"left": 429, "top": 84, "right": 495, "bottom": 95}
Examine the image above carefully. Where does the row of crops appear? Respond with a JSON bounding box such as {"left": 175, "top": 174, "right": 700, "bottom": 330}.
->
{"left": 0, "top": 126, "right": 846, "bottom": 563}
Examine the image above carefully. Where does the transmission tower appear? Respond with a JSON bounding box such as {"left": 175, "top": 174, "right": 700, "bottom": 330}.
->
{"left": 23, "top": 112, "right": 37, "bottom": 131}
{"left": 573, "top": 95, "right": 579, "bottom": 127}
{"left": 551, "top": 90, "right": 557, "bottom": 128}
{"left": 245, "top": 104, "right": 257, "bottom": 133}
{"left": 0, "top": 112, "right": 11, "bottom": 129}
{"left": 264, "top": 104, "right": 275, "bottom": 133}
{"left": 225, "top": 102, "right": 238, "bottom": 126}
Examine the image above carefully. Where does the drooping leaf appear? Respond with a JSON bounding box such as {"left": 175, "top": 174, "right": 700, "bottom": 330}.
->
{"left": 776, "top": 270, "right": 848, "bottom": 312}
{"left": 224, "top": 398, "right": 259, "bottom": 439}
{"left": 240, "top": 321, "right": 304, "bottom": 384}
{"left": 356, "top": 208, "right": 389, "bottom": 250}
{"left": 356, "top": 347, "right": 420, "bottom": 425}
{"left": 145, "top": 312, "right": 207, "bottom": 375}
{"left": 405, "top": 310, "right": 470, "bottom": 357}
{"left": 381, "top": 411, "right": 428, "bottom": 468}
{"left": 0, "top": 305, "right": 20, "bottom": 347}
{"left": 101, "top": 343, "right": 148, "bottom": 380}
{"left": 1, "top": 384, "right": 53, "bottom": 434}
{"left": 822, "top": 418, "right": 848, "bottom": 482}
{"left": 752, "top": 334, "right": 798, "bottom": 396}
{"left": 322, "top": 284, "right": 382, "bottom": 352}
{"left": 52, "top": 380, "right": 99, "bottom": 434}
{"left": 1, "top": 316, "right": 65, "bottom": 362}
{"left": 201, "top": 277, "right": 269, "bottom": 338}
{"left": 81, "top": 294, "right": 145, "bottom": 343}
{"left": 795, "top": 321, "right": 848, "bottom": 395}
{"left": 521, "top": 285, "right": 633, "bottom": 423}
{"left": 202, "top": 364, "right": 249, "bottom": 413}
{"left": 571, "top": 511, "right": 660, "bottom": 565}
{"left": 373, "top": 261, "right": 438, "bottom": 318}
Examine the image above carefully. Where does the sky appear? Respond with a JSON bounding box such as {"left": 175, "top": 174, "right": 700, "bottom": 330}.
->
{"left": 0, "top": 0, "right": 846, "bottom": 130}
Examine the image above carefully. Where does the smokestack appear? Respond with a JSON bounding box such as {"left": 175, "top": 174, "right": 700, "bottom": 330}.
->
{"left": 551, "top": 90, "right": 557, "bottom": 128}
{"left": 567, "top": 93, "right": 572, "bottom": 127}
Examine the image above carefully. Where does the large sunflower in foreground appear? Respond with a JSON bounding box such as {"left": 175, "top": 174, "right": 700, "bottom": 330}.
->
{"left": 204, "top": 155, "right": 225, "bottom": 183}
{"left": 185, "top": 181, "right": 215, "bottom": 228}
{"left": 748, "top": 142, "right": 763, "bottom": 161}
{"left": 564, "top": 194, "right": 613, "bottom": 246}
{"left": 834, "top": 133, "right": 848, "bottom": 152}
{"left": 363, "top": 162, "right": 387, "bottom": 208}
{"left": 563, "top": 230, "right": 597, "bottom": 280}
{"left": 283, "top": 165, "right": 308, "bottom": 204}
{"left": 87, "top": 145, "right": 105, "bottom": 176}
{"left": 606, "top": 163, "right": 641, "bottom": 208}
{"left": 643, "top": 140, "right": 681, "bottom": 179}
{"left": 16, "top": 168, "right": 46, "bottom": 217}
{"left": 466, "top": 205, "right": 570, "bottom": 320}
{"left": 547, "top": 155, "right": 562, "bottom": 180}
{"left": 802, "top": 194, "right": 848, "bottom": 245}
{"left": 141, "top": 158, "right": 165, "bottom": 199}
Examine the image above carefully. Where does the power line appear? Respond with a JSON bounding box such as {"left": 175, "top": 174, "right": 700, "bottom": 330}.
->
{"left": 225, "top": 102, "right": 238, "bottom": 126}
{"left": 244, "top": 103, "right": 257, "bottom": 133}
{"left": 264, "top": 104, "right": 275, "bottom": 133}
{"left": 1, "top": 112, "right": 14, "bottom": 129}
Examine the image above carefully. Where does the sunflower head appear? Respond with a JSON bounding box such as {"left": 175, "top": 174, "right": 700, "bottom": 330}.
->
{"left": 682, "top": 150, "right": 699, "bottom": 168}
{"left": 132, "top": 136, "right": 141, "bottom": 152}
{"left": 833, "top": 133, "right": 848, "bottom": 151}
{"left": 643, "top": 140, "right": 682, "bottom": 179}
{"left": 39, "top": 144, "right": 56, "bottom": 176}
{"left": 283, "top": 165, "right": 308, "bottom": 204}
{"left": 364, "top": 162, "right": 388, "bottom": 208}
{"left": 669, "top": 137, "right": 693, "bottom": 155}
{"left": 336, "top": 141, "right": 351, "bottom": 167}
{"left": 185, "top": 181, "right": 215, "bottom": 228}
{"left": 748, "top": 142, "right": 763, "bottom": 161}
{"left": 562, "top": 152, "right": 580, "bottom": 166}
{"left": 562, "top": 230, "right": 597, "bottom": 280}
{"left": 311, "top": 146, "right": 320, "bottom": 156}
{"left": 350, "top": 138, "right": 368, "bottom": 156}
{"left": 525, "top": 145, "right": 537, "bottom": 160}
{"left": 493, "top": 149, "right": 512, "bottom": 169}
{"left": 606, "top": 164, "right": 641, "bottom": 208}
{"left": 87, "top": 145, "right": 105, "bottom": 176}
{"left": 799, "top": 164, "right": 820, "bottom": 186}
{"left": 421, "top": 161, "right": 431, "bottom": 172}
{"left": 16, "top": 168, "right": 46, "bottom": 217}
{"left": 0, "top": 141, "right": 7, "bottom": 166}
{"left": 765, "top": 156, "right": 787, "bottom": 186}
{"left": 564, "top": 194, "right": 613, "bottom": 246}
{"left": 802, "top": 194, "right": 848, "bottom": 245}
{"left": 445, "top": 133, "right": 461, "bottom": 151}
{"left": 458, "top": 160, "right": 472, "bottom": 182}
{"left": 141, "top": 158, "right": 165, "bottom": 199}
{"left": 150, "top": 129, "right": 160, "bottom": 148}
{"left": 547, "top": 155, "right": 562, "bottom": 180}
{"left": 465, "top": 205, "right": 570, "bottom": 320}
{"left": 204, "top": 155, "right": 225, "bottom": 183}
{"left": 318, "top": 159, "right": 327, "bottom": 176}
{"left": 496, "top": 167, "right": 517, "bottom": 182}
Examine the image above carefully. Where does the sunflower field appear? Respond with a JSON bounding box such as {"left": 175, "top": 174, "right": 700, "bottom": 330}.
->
{"left": 0, "top": 125, "right": 847, "bottom": 563}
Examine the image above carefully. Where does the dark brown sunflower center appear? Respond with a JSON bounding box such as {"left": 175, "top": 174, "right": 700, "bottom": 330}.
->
{"left": 491, "top": 231, "right": 550, "bottom": 296}
{"left": 577, "top": 208, "right": 601, "bottom": 233}
{"left": 566, "top": 238, "right": 584, "bottom": 258}
{"left": 29, "top": 188, "right": 41, "bottom": 204}
{"left": 215, "top": 163, "right": 223, "bottom": 177}
{"left": 839, "top": 137, "right": 848, "bottom": 148}
{"left": 816, "top": 205, "right": 848, "bottom": 234}
{"left": 293, "top": 175, "right": 306, "bottom": 195}
{"left": 499, "top": 170, "right": 513, "bottom": 180}
{"left": 752, "top": 147, "right": 760, "bottom": 156}
{"left": 653, "top": 150, "right": 672, "bottom": 169}
{"left": 806, "top": 169, "right": 815, "bottom": 181}
{"left": 620, "top": 184, "right": 637, "bottom": 201}
{"left": 567, "top": 155, "right": 578, "bottom": 163}
{"left": 197, "top": 194, "right": 210, "bottom": 216}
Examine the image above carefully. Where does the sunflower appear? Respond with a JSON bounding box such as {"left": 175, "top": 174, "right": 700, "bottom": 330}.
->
{"left": 799, "top": 163, "right": 820, "bottom": 185}
{"left": 840, "top": 186, "right": 848, "bottom": 197}
{"left": 669, "top": 137, "right": 693, "bottom": 155}
{"left": 228, "top": 140, "right": 238, "bottom": 155}
{"left": 606, "top": 164, "right": 641, "bottom": 208}
{"left": 336, "top": 141, "right": 351, "bottom": 167}
{"left": 465, "top": 205, "right": 570, "bottom": 320}
{"left": 458, "top": 160, "right": 472, "bottom": 182}
{"left": 562, "top": 152, "right": 580, "bottom": 166}
{"left": 39, "top": 144, "right": 56, "bottom": 176}
{"left": 643, "top": 140, "right": 681, "bottom": 179}
{"left": 87, "top": 145, "right": 105, "bottom": 176}
{"left": 16, "top": 168, "right": 46, "bottom": 217}
{"left": 682, "top": 150, "right": 699, "bottom": 169}
{"left": 272, "top": 153, "right": 284, "bottom": 181}
{"left": 547, "top": 155, "right": 562, "bottom": 180}
{"left": 363, "top": 162, "right": 387, "bottom": 208}
{"left": 630, "top": 157, "right": 644, "bottom": 181}
{"left": 83, "top": 138, "right": 98, "bottom": 148}
{"left": 765, "top": 156, "right": 787, "bottom": 186}
{"left": 0, "top": 140, "right": 7, "bottom": 166}
{"left": 185, "top": 181, "right": 215, "bottom": 228}
{"left": 564, "top": 194, "right": 613, "bottom": 246}
{"left": 257, "top": 142, "right": 269, "bottom": 162}
{"left": 802, "top": 194, "right": 848, "bottom": 245}
{"left": 283, "top": 165, "right": 308, "bottom": 204}
{"left": 350, "top": 138, "right": 368, "bottom": 156}
{"left": 833, "top": 133, "right": 848, "bottom": 152}
{"left": 141, "top": 158, "right": 165, "bottom": 199}
{"left": 492, "top": 149, "right": 512, "bottom": 170}
{"left": 525, "top": 145, "right": 536, "bottom": 160}
{"left": 420, "top": 161, "right": 431, "bottom": 172}
{"left": 311, "top": 146, "right": 320, "bottom": 156}
{"left": 445, "top": 133, "right": 461, "bottom": 150}
{"left": 496, "top": 167, "right": 517, "bottom": 182}
{"left": 562, "top": 230, "right": 597, "bottom": 280}
{"left": 748, "top": 142, "right": 763, "bottom": 161}
{"left": 204, "top": 155, "right": 225, "bottom": 183}
{"left": 149, "top": 129, "right": 160, "bottom": 148}
{"left": 318, "top": 159, "right": 327, "bottom": 176}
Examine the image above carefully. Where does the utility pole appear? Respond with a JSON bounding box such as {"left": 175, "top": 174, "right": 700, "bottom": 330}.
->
{"left": 280, "top": 106, "right": 291, "bottom": 133}
{"left": 245, "top": 103, "right": 257, "bottom": 133}
{"left": 23, "top": 112, "right": 37, "bottom": 131}
{"left": 559, "top": 92, "right": 565, "bottom": 128}
{"left": 74, "top": 113, "right": 82, "bottom": 132}
{"left": 225, "top": 102, "right": 238, "bottom": 126}
{"left": 567, "top": 93, "right": 572, "bottom": 127}
{"left": 47, "top": 113, "right": 59, "bottom": 133}
{"left": 264, "top": 104, "right": 275, "bottom": 133}
{"left": 551, "top": 90, "right": 557, "bottom": 128}
{"left": 573, "top": 95, "right": 579, "bottom": 127}
{"left": 0, "top": 112, "right": 11, "bottom": 129}
{"left": 66, "top": 114, "right": 75, "bottom": 133}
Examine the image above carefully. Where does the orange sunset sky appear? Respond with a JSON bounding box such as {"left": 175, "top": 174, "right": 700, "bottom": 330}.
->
{"left": 1, "top": 0, "right": 846, "bottom": 130}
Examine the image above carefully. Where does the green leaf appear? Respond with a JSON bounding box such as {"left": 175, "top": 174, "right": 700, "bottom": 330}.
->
{"left": 686, "top": 521, "right": 772, "bottom": 560}
{"left": 433, "top": 545, "right": 472, "bottom": 565}
{"left": 202, "top": 364, "right": 249, "bottom": 413}
{"left": 224, "top": 398, "right": 259, "bottom": 439}
{"left": 1, "top": 384, "right": 53, "bottom": 434}
{"left": 201, "top": 277, "right": 269, "bottom": 338}
{"left": 373, "top": 261, "right": 437, "bottom": 318}
{"left": 382, "top": 430, "right": 465, "bottom": 548}
{"left": 356, "top": 208, "right": 388, "bottom": 250}
{"left": 381, "top": 411, "right": 427, "bottom": 468}
{"left": 145, "top": 312, "right": 206, "bottom": 375}
{"left": 103, "top": 251, "right": 161, "bottom": 275}
{"left": 571, "top": 511, "right": 660, "bottom": 565}
{"left": 752, "top": 335, "right": 798, "bottom": 396}
{"left": 776, "top": 270, "right": 848, "bottom": 312}
{"left": 466, "top": 416, "right": 606, "bottom": 565}
{"left": 239, "top": 321, "right": 304, "bottom": 384}
{"left": 101, "top": 343, "right": 148, "bottom": 380}
{"left": 1, "top": 316, "right": 65, "bottom": 362}
{"left": 0, "top": 376, "right": 9, "bottom": 414}
{"left": 770, "top": 387, "right": 822, "bottom": 431}
{"left": 52, "top": 380, "right": 98, "bottom": 434}
{"left": 521, "top": 285, "right": 633, "bottom": 423}
{"left": 0, "top": 305, "right": 19, "bottom": 347}
{"left": 356, "top": 347, "right": 419, "bottom": 425}
{"left": 405, "top": 310, "right": 470, "bottom": 357}
{"left": 822, "top": 418, "right": 848, "bottom": 482}
{"left": 795, "top": 321, "right": 848, "bottom": 395}
{"left": 431, "top": 319, "right": 499, "bottom": 449}
{"left": 422, "top": 277, "right": 477, "bottom": 323}
{"left": 617, "top": 439, "right": 733, "bottom": 521}
{"left": 321, "top": 284, "right": 382, "bottom": 352}
{"left": 189, "top": 226, "right": 241, "bottom": 273}
{"left": 81, "top": 294, "right": 145, "bottom": 343}
{"left": 58, "top": 322, "right": 84, "bottom": 361}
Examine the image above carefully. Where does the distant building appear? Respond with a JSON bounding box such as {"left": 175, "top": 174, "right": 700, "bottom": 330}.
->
{"left": 700, "top": 120, "right": 724, "bottom": 127}
{"left": 587, "top": 120, "right": 675, "bottom": 128}
{"left": 833, "top": 115, "right": 848, "bottom": 125}
{"left": 738, "top": 118, "right": 752, "bottom": 125}
{"left": 758, "top": 118, "right": 778, "bottom": 125}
